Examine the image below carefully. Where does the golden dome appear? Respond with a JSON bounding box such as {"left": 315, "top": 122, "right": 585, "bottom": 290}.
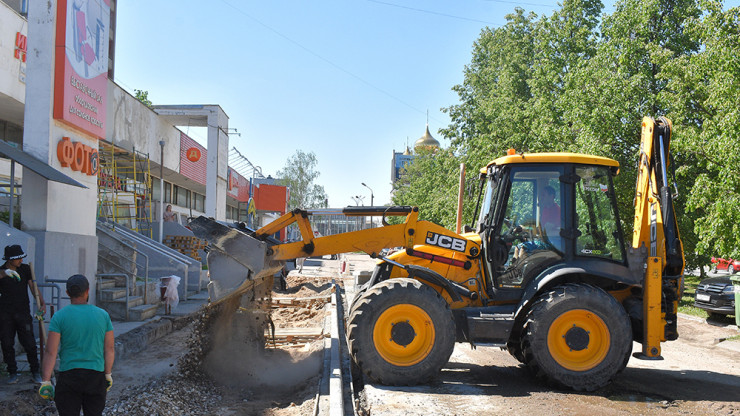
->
{"left": 414, "top": 125, "right": 440, "bottom": 148}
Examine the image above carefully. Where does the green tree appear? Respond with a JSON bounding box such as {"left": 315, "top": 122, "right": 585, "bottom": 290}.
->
{"left": 134, "top": 89, "right": 153, "bottom": 108}
{"left": 391, "top": 146, "right": 463, "bottom": 228}
{"left": 277, "top": 150, "right": 328, "bottom": 209}
{"left": 661, "top": 2, "right": 740, "bottom": 265}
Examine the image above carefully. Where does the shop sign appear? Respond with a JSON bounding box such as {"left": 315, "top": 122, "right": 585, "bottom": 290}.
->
{"left": 53, "top": 0, "right": 110, "bottom": 139}
{"left": 57, "top": 136, "right": 99, "bottom": 175}
{"left": 14, "top": 32, "right": 27, "bottom": 62}
{"left": 186, "top": 147, "right": 202, "bottom": 162}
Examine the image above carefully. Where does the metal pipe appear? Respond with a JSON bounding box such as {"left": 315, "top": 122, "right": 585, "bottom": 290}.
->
{"left": 159, "top": 140, "right": 165, "bottom": 243}
{"left": 456, "top": 163, "right": 465, "bottom": 234}
{"left": 8, "top": 160, "right": 15, "bottom": 228}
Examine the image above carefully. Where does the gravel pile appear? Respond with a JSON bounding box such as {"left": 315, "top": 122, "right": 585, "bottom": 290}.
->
{"left": 104, "top": 377, "right": 221, "bottom": 416}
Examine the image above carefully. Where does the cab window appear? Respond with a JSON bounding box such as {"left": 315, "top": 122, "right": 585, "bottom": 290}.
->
{"left": 574, "top": 166, "right": 624, "bottom": 262}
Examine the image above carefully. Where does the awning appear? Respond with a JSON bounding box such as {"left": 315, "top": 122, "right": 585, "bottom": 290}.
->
{"left": 0, "top": 140, "right": 87, "bottom": 188}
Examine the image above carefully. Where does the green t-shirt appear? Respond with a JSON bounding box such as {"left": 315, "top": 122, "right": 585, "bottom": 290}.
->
{"left": 48, "top": 304, "right": 113, "bottom": 372}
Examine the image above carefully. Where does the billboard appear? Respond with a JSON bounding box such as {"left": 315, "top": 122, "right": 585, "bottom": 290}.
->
{"left": 53, "top": 0, "right": 110, "bottom": 139}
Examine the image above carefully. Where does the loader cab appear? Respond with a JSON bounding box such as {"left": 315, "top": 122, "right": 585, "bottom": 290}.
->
{"left": 477, "top": 155, "right": 627, "bottom": 296}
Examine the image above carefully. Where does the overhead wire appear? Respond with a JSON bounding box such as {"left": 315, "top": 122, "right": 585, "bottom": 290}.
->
{"left": 217, "top": 0, "right": 447, "bottom": 125}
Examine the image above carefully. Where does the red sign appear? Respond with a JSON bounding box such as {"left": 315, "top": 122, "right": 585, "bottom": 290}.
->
{"left": 14, "top": 33, "right": 26, "bottom": 62}
{"left": 52, "top": 0, "right": 110, "bottom": 139}
{"left": 179, "top": 133, "right": 206, "bottom": 185}
{"left": 57, "top": 136, "right": 99, "bottom": 176}
{"left": 186, "top": 147, "right": 201, "bottom": 162}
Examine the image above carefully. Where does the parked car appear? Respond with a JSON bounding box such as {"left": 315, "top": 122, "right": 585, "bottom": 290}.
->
{"left": 710, "top": 257, "right": 740, "bottom": 274}
{"left": 694, "top": 275, "right": 736, "bottom": 317}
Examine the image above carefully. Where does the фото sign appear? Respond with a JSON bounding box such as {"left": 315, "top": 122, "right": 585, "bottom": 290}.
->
{"left": 57, "top": 136, "right": 99, "bottom": 176}
{"left": 53, "top": 0, "right": 110, "bottom": 139}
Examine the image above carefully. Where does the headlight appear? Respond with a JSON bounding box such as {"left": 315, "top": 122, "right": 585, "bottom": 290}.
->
{"left": 723, "top": 285, "right": 738, "bottom": 293}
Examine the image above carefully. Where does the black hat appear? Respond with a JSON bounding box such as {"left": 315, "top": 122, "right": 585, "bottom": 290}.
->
{"left": 66, "top": 274, "right": 90, "bottom": 297}
{"left": 3, "top": 245, "right": 26, "bottom": 260}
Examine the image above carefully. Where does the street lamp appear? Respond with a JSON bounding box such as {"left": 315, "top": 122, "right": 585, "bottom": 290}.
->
{"left": 361, "top": 183, "right": 374, "bottom": 228}
{"left": 361, "top": 182, "right": 374, "bottom": 206}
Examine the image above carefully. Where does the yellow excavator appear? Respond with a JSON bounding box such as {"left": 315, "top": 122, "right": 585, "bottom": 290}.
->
{"left": 191, "top": 116, "right": 683, "bottom": 391}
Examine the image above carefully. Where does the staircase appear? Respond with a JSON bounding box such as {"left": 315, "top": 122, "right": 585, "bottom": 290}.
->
{"left": 96, "top": 220, "right": 204, "bottom": 321}
{"left": 97, "top": 273, "right": 159, "bottom": 321}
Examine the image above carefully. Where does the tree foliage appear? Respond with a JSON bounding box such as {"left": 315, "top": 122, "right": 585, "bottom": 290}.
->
{"left": 134, "top": 89, "right": 153, "bottom": 108}
{"left": 277, "top": 150, "right": 328, "bottom": 210}
{"left": 393, "top": 0, "right": 740, "bottom": 271}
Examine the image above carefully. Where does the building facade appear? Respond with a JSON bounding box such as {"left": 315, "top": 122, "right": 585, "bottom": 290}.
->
{"left": 0, "top": 0, "right": 287, "bottom": 301}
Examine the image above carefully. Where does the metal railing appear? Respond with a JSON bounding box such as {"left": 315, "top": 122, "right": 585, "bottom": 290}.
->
{"left": 97, "top": 224, "right": 151, "bottom": 304}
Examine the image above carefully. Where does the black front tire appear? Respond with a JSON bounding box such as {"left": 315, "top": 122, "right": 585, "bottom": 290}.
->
{"left": 347, "top": 278, "right": 455, "bottom": 386}
{"left": 521, "top": 283, "right": 632, "bottom": 391}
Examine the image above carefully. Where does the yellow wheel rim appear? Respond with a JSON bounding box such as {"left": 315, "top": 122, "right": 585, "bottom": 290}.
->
{"left": 547, "top": 309, "right": 610, "bottom": 371}
{"left": 373, "top": 304, "right": 435, "bottom": 366}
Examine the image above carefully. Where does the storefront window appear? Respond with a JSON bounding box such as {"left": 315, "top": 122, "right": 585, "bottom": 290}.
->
{"left": 164, "top": 182, "right": 172, "bottom": 203}
{"left": 194, "top": 193, "right": 205, "bottom": 212}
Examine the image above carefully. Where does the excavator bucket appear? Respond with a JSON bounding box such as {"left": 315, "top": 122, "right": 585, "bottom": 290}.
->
{"left": 190, "top": 216, "right": 284, "bottom": 303}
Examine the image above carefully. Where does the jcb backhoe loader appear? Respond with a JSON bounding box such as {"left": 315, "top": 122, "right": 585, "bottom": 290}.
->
{"left": 191, "top": 116, "right": 684, "bottom": 391}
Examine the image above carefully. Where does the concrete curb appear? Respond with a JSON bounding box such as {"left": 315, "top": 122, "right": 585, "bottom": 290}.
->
{"left": 114, "top": 313, "right": 197, "bottom": 360}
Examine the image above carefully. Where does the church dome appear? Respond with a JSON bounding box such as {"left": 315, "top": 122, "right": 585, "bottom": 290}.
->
{"left": 414, "top": 125, "right": 440, "bottom": 148}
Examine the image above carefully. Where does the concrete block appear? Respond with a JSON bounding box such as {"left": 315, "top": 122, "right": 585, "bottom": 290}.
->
{"left": 99, "top": 287, "right": 126, "bottom": 301}
{"left": 129, "top": 304, "right": 158, "bottom": 321}
{"left": 354, "top": 270, "right": 372, "bottom": 287}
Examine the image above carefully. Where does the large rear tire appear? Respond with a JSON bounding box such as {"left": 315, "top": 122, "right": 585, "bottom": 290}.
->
{"left": 521, "top": 283, "right": 632, "bottom": 391}
{"left": 347, "top": 278, "right": 455, "bottom": 385}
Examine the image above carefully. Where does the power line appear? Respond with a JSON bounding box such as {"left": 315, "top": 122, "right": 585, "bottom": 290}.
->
{"left": 217, "top": 0, "right": 445, "bottom": 125}
{"left": 365, "top": 0, "right": 499, "bottom": 24}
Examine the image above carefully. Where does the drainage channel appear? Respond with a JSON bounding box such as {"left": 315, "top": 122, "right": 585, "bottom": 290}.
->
{"left": 313, "top": 280, "right": 356, "bottom": 416}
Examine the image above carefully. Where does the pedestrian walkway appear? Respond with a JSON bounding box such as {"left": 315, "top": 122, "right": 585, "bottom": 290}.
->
{"left": 0, "top": 290, "right": 210, "bottom": 397}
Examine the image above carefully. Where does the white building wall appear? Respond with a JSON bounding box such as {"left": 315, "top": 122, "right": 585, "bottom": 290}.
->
{"left": 107, "top": 83, "right": 181, "bottom": 171}
{"left": 0, "top": 3, "right": 26, "bottom": 106}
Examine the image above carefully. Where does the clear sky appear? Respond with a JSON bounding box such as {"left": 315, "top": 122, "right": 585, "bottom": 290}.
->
{"left": 114, "top": 0, "right": 738, "bottom": 207}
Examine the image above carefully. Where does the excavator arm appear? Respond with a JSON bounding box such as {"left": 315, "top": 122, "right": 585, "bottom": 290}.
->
{"left": 632, "top": 116, "right": 685, "bottom": 358}
{"left": 191, "top": 206, "right": 481, "bottom": 303}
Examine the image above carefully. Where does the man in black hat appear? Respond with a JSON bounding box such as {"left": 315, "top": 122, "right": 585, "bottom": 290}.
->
{"left": 0, "top": 244, "right": 44, "bottom": 384}
{"left": 39, "top": 274, "right": 114, "bottom": 416}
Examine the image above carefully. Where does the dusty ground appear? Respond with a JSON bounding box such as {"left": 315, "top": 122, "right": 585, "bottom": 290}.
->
{"left": 0, "top": 267, "right": 336, "bottom": 416}
{"left": 359, "top": 315, "right": 740, "bottom": 416}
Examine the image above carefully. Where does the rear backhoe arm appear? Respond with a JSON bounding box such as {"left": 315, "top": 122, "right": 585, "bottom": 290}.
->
{"left": 632, "top": 117, "right": 685, "bottom": 358}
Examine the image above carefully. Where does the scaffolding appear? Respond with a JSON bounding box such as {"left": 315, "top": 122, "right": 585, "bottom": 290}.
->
{"left": 97, "top": 142, "right": 153, "bottom": 237}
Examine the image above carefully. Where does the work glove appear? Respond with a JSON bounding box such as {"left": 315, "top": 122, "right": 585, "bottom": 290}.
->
{"left": 38, "top": 381, "right": 54, "bottom": 400}
{"left": 105, "top": 373, "right": 113, "bottom": 391}
{"left": 4, "top": 269, "right": 20, "bottom": 282}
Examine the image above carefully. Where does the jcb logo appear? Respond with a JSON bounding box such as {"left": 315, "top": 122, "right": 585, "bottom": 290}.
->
{"left": 425, "top": 232, "right": 466, "bottom": 252}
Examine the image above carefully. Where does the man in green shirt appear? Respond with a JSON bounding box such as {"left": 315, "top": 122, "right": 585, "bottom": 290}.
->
{"left": 39, "top": 275, "right": 114, "bottom": 416}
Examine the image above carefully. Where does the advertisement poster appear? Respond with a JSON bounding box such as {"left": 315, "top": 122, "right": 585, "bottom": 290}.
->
{"left": 53, "top": 0, "right": 110, "bottom": 139}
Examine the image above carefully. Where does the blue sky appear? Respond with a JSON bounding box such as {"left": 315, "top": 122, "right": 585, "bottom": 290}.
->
{"left": 114, "top": 0, "right": 738, "bottom": 207}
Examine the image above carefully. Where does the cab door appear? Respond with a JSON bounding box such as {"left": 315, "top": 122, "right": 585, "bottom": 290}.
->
{"left": 483, "top": 165, "right": 566, "bottom": 293}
